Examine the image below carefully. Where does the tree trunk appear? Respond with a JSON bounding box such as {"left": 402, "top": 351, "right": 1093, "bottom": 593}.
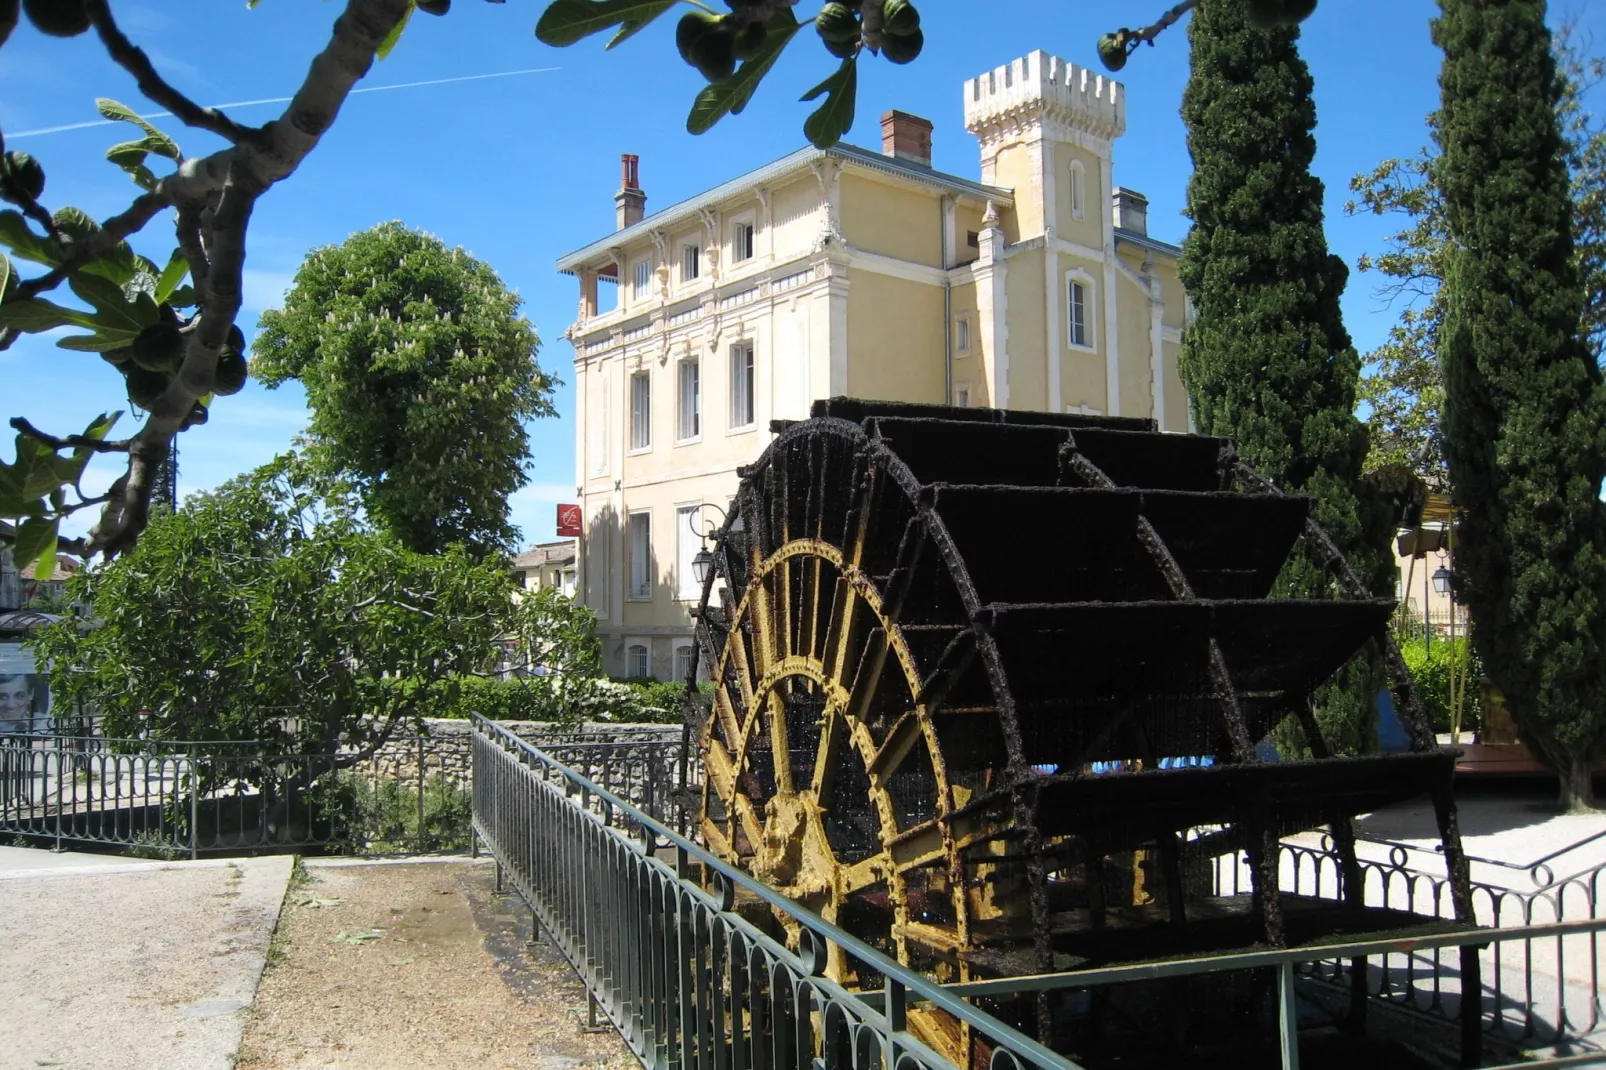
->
{"left": 1559, "top": 754, "right": 1597, "bottom": 811}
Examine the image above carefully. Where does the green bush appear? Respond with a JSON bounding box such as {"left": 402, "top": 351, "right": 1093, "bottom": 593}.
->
{"left": 307, "top": 772, "right": 473, "bottom": 854}
{"left": 435, "top": 673, "right": 711, "bottom": 725}
{"left": 1398, "top": 635, "right": 1482, "bottom": 735}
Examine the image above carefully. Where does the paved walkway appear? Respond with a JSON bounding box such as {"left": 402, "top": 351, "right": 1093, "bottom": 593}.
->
{"left": 0, "top": 851, "right": 293, "bottom": 1070}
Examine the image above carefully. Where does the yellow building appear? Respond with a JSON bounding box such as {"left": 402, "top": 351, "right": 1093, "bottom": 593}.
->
{"left": 558, "top": 50, "right": 1193, "bottom": 678}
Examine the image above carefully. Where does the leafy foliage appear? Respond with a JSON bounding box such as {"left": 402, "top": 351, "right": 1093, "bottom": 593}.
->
{"left": 253, "top": 223, "right": 555, "bottom": 559}
{"left": 1178, "top": 0, "right": 1390, "bottom": 753}
{"left": 535, "top": 0, "right": 918, "bottom": 148}
{"left": 1397, "top": 635, "right": 1482, "bottom": 736}
{"left": 1347, "top": 25, "right": 1606, "bottom": 485}
{"left": 1436, "top": 0, "right": 1606, "bottom": 809}
{"left": 27, "top": 457, "right": 532, "bottom": 754}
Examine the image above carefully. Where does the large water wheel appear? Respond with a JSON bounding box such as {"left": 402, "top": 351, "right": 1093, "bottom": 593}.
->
{"left": 690, "top": 399, "right": 1476, "bottom": 1067}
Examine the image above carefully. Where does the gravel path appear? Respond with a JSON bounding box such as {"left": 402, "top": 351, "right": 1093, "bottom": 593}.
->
{"left": 0, "top": 856, "right": 292, "bottom": 1070}
{"left": 237, "top": 860, "right": 634, "bottom": 1070}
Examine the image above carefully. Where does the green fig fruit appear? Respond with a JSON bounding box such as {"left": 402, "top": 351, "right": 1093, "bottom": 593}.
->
{"left": 733, "top": 20, "right": 766, "bottom": 61}
{"left": 883, "top": 0, "right": 918, "bottom": 36}
{"left": 880, "top": 26, "right": 922, "bottom": 65}
{"left": 815, "top": 2, "right": 858, "bottom": 44}
{"left": 416, "top": 0, "right": 449, "bottom": 13}
{"left": 676, "top": 10, "right": 721, "bottom": 64}
{"left": 1097, "top": 33, "right": 1128, "bottom": 72}
{"left": 123, "top": 365, "right": 169, "bottom": 411}
{"left": 214, "top": 347, "right": 248, "bottom": 397}
{"left": 22, "top": 0, "right": 89, "bottom": 37}
{"left": 1245, "top": 0, "right": 1287, "bottom": 30}
{"left": 0, "top": 151, "right": 44, "bottom": 203}
{"left": 1281, "top": 0, "right": 1316, "bottom": 22}
{"left": 100, "top": 346, "right": 132, "bottom": 368}
{"left": 689, "top": 25, "right": 737, "bottom": 82}
{"left": 131, "top": 322, "right": 184, "bottom": 374}
{"left": 823, "top": 33, "right": 858, "bottom": 59}
{"left": 186, "top": 400, "right": 208, "bottom": 427}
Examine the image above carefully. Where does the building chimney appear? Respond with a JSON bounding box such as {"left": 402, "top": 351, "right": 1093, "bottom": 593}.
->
{"left": 615, "top": 154, "right": 646, "bottom": 230}
{"left": 1112, "top": 186, "right": 1148, "bottom": 236}
{"left": 880, "top": 110, "right": 933, "bottom": 168}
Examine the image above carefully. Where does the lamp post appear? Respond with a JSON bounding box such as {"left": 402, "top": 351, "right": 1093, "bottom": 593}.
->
{"left": 1432, "top": 561, "right": 1462, "bottom": 744}
{"left": 687, "top": 502, "right": 729, "bottom": 589}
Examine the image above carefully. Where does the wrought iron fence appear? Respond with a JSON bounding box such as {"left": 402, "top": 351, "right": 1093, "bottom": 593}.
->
{"left": 1210, "top": 830, "right": 1606, "bottom": 1058}
{"left": 471, "top": 714, "right": 1074, "bottom": 1070}
{"left": 472, "top": 714, "right": 1606, "bottom": 1070}
{"left": 0, "top": 731, "right": 472, "bottom": 857}
{"left": 0, "top": 725, "right": 688, "bottom": 859}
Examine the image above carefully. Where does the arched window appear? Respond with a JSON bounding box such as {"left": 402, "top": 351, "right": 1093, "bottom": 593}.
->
{"left": 1068, "top": 160, "right": 1087, "bottom": 222}
{"left": 626, "top": 642, "right": 651, "bottom": 679}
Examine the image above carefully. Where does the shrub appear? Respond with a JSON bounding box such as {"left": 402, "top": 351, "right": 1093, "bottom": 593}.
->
{"left": 307, "top": 772, "right": 473, "bottom": 854}
{"left": 1398, "top": 635, "right": 1483, "bottom": 736}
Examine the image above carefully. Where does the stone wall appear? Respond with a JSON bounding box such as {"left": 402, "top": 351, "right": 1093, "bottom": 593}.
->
{"left": 354, "top": 719, "right": 683, "bottom": 793}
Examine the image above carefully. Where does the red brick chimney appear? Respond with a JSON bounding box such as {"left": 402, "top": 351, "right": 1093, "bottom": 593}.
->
{"left": 615, "top": 154, "right": 645, "bottom": 230}
{"left": 880, "top": 110, "right": 933, "bottom": 168}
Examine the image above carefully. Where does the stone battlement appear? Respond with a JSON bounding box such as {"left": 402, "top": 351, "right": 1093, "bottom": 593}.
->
{"left": 963, "top": 50, "right": 1126, "bottom": 144}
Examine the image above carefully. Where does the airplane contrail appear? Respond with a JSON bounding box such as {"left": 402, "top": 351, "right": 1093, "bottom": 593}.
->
{"left": 8, "top": 66, "right": 563, "bottom": 139}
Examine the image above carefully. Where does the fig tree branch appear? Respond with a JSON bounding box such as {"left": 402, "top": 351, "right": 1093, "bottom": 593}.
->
{"left": 9, "top": 417, "right": 133, "bottom": 454}
{"left": 82, "top": 0, "right": 257, "bottom": 145}
{"left": 11, "top": 190, "right": 171, "bottom": 302}
{"left": 87, "top": 0, "right": 414, "bottom": 557}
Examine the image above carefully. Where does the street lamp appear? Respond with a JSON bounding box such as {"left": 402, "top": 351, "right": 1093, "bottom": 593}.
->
{"left": 1432, "top": 564, "right": 1452, "bottom": 596}
{"left": 687, "top": 502, "right": 729, "bottom": 589}
{"left": 691, "top": 547, "right": 714, "bottom": 586}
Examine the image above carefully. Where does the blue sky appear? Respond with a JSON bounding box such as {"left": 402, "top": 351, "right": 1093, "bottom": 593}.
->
{"left": 3, "top": 0, "right": 1603, "bottom": 548}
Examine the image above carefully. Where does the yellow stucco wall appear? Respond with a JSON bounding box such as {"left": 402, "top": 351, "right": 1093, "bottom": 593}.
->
{"left": 845, "top": 269, "right": 946, "bottom": 403}
{"left": 948, "top": 278, "right": 980, "bottom": 406}
{"left": 840, "top": 173, "right": 943, "bottom": 266}
{"left": 772, "top": 174, "right": 822, "bottom": 262}
{"left": 1116, "top": 271, "right": 1154, "bottom": 421}
{"left": 1004, "top": 248, "right": 1047, "bottom": 408}
{"left": 1052, "top": 141, "right": 1104, "bottom": 252}
{"left": 987, "top": 143, "right": 1036, "bottom": 243}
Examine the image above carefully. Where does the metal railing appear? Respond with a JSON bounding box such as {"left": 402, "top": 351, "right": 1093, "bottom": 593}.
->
{"left": 472, "top": 714, "right": 1606, "bottom": 1070}
{"left": 0, "top": 732, "right": 476, "bottom": 857}
{"left": 1208, "top": 831, "right": 1606, "bottom": 1056}
{"left": 471, "top": 714, "right": 1073, "bottom": 1070}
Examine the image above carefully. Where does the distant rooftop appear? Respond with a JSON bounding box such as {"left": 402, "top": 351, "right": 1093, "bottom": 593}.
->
{"left": 513, "top": 540, "right": 576, "bottom": 568}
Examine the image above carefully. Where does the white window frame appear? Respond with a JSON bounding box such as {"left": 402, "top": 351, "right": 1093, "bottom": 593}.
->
{"left": 728, "top": 341, "right": 755, "bottom": 431}
{"left": 675, "top": 503, "right": 703, "bottom": 602}
{"left": 632, "top": 257, "right": 654, "bottom": 302}
{"left": 1066, "top": 269, "right": 1096, "bottom": 351}
{"left": 629, "top": 369, "right": 652, "bottom": 452}
{"left": 627, "top": 510, "right": 653, "bottom": 601}
{"left": 677, "top": 357, "right": 701, "bottom": 442}
{"left": 955, "top": 381, "right": 972, "bottom": 408}
{"left": 680, "top": 239, "right": 701, "bottom": 285}
{"left": 730, "top": 212, "right": 756, "bottom": 265}
{"left": 954, "top": 312, "right": 972, "bottom": 354}
{"left": 1068, "top": 159, "right": 1086, "bottom": 221}
{"left": 625, "top": 641, "right": 651, "bottom": 680}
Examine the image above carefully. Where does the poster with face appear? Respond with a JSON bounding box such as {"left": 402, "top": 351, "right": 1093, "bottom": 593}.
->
{"left": 0, "top": 644, "right": 50, "bottom": 736}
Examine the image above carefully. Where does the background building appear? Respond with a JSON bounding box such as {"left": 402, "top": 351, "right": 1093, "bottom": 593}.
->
{"left": 512, "top": 540, "right": 577, "bottom": 598}
{"left": 559, "top": 51, "right": 1193, "bottom": 678}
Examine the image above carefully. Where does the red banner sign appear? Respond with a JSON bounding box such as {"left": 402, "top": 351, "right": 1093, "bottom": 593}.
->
{"left": 556, "top": 504, "right": 583, "bottom": 538}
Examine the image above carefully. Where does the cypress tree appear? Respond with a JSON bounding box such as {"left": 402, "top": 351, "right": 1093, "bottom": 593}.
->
{"left": 1435, "top": 0, "right": 1606, "bottom": 809}
{"left": 1178, "top": 0, "right": 1392, "bottom": 753}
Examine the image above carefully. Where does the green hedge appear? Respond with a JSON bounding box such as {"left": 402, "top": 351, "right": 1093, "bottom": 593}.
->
{"left": 433, "top": 674, "right": 707, "bottom": 725}
{"left": 1398, "top": 635, "right": 1483, "bottom": 735}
